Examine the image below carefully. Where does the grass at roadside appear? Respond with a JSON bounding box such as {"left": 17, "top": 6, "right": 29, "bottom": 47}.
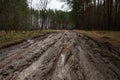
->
{"left": 1, "top": 30, "right": 119, "bottom": 49}
{"left": 74, "top": 30, "right": 120, "bottom": 47}
{"left": 0, "top": 30, "right": 57, "bottom": 49}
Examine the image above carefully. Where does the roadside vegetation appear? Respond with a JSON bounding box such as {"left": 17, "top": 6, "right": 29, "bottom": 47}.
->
{"left": 0, "top": 30, "right": 57, "bottom": 49}
{"left": 1, "top": 30, "right": 119, "bottom": 49}
{"left": 0, "top": 0, "right": 120, "bottom": 48}
{"left": 75, "top": 30, "right": 120, "bottom": 47}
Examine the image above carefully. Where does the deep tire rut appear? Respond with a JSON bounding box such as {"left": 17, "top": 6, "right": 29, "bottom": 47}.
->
{"left": 0, "top": 30, "right": 120, "bottom": 80}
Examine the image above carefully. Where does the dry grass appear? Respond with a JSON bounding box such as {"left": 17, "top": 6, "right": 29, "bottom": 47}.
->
{"left": 74, "top": 30, "right": 120, "bottom": 47}
{"left": 0, "top": 30, "right": 57, "bottom": 49}
{"left": 1, "top": 30, "right": 119, "bottom": 48}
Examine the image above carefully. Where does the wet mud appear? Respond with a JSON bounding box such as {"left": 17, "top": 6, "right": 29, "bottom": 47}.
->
{"left": 0, "top": 31, "right": 120, "bottom": 80}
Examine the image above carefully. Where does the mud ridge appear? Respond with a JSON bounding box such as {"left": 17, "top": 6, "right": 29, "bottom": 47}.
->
{"left": 0, "top": 30, "right": 120, "bottom": 80}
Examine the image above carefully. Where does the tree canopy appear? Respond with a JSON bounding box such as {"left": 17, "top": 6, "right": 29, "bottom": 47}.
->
{"left": 64, "top": 0, "right": 120, "bottom": 30}
{"left": 0, "top": 0, "right": 120, "bottom": 30}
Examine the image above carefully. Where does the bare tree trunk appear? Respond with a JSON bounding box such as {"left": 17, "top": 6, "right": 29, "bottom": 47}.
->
{"left": 39, "top": 0, "right": 51, "bottom": 30}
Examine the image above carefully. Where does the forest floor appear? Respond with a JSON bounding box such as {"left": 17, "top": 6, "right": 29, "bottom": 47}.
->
{"left": 0, "top": 30, "right": 120, "bottom": 80}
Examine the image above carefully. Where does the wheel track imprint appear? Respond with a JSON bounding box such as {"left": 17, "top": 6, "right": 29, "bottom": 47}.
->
{"left": 0, "top": 30, "right": 120, "bottom": 80}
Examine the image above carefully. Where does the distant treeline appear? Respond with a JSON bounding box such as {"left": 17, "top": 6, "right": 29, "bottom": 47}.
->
{"left": 0, "top": 0, "right": 29, "bottom": 30}
{"left": 64, "top": 0, "right": 120, "bottom": 30}
{"left": 0, "top": 0, "right": 120, "bottom": 30}
{"left": 0, "top": 0, "right": 72, "bottom": 30}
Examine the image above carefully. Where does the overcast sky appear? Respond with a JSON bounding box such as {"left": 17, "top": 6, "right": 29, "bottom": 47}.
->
{"left": 28, "top": 0, "right": 68, "bottom": 11}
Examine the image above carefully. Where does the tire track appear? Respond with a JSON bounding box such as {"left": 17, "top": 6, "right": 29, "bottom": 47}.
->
{"left": 0, "top": 30, "right": 120, "bottom": 80}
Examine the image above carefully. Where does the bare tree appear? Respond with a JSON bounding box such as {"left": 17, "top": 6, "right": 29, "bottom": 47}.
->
{"left": 39, "top": 0, "right": 51, "bottom": 30}
{"left": 39, "top": 0, "right": 51, "bottom": 10}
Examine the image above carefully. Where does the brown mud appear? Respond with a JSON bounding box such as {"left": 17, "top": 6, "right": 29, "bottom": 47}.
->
{"left": 0, "top": 30, "right": 120, "bottom": 80}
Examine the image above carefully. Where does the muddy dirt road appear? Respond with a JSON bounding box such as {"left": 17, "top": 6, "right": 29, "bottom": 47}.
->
{"left": 0, "top": 30, "right": 120, "bottom": 80}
